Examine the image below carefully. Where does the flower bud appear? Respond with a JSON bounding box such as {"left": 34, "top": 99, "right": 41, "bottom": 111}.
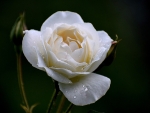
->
{"left": 101, "top": 35, "right": 121, "bottom": 66}
{"left": 10, "top": 13, "right": 26, "bottom": 54}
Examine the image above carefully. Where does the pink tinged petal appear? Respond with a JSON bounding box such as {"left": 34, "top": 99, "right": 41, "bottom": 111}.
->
{"left": 22, "top": 30, "right": 41, "bottom": 68}
{"left": 41, "top": 11, "right": 84, "bottom": 31}
{"left": 59, "top": 73, "right": 111, "bottom": 106}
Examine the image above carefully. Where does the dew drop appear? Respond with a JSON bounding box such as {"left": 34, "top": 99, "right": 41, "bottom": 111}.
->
{"left": 84, "top": 87, "right": 88, "bottom": 91}
{"left": 73, "top": 96, "right": 76, "bottom": 99}
{"left": 83, "top": 85, "right": 85, "bottom": 87}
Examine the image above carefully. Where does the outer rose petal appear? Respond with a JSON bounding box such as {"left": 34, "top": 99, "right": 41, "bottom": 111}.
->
{"left": 22, "top": 30, "right": 41, "bottom": 69}
{"left": 87, "top": 31, "right": 113, "bottom": 72}
{"left": 97, "top": 31, "right": 113, "bottom": 49}
{"left": 41, "top": 11, "right": 84, "bottom": 31}
{"left": 44, "top": 67, "right": 72, "bottom": 84}
{"left": 59, "top": 73, "right": 111, "bottom": 106}
{"left": 35, "top": 49, "right": 72, "bottom": 84}
{"left": 50, "top": 67, "right": 90, "bottom": 79}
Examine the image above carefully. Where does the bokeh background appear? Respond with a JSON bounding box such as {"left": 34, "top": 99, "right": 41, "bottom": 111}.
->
{"left": 0, "top": 0, "right": 149, "bottom": 113}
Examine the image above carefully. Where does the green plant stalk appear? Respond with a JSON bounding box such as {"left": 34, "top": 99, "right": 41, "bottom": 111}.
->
{"left": 56, "top": 94, "right": 66, "bottom": 113}
{"left": 64, "top": 103, "right": 74, "bottom": 113}
{"left": 17, "top": 53, "right": 30, "bottom": 112}
{"left": 47, "top": 88, "right": 59, "bottom": 113}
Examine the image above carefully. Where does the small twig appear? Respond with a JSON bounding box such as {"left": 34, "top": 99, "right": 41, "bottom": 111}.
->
{"left": 47, "top": 81, "right": 59, "bottom": 113}
{"left": 64, "top": 103, "right": 74, "bottom": 113}
{"left": 56, "top": 94, "right": 66, "bottom": 113}
{"left": 17, "top": 53, "right": 30, "bottom": 112}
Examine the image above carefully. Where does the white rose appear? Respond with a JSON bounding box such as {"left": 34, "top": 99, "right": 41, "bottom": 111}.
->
{"left": 22, "top": 11, "right": 113, "bottom": 106}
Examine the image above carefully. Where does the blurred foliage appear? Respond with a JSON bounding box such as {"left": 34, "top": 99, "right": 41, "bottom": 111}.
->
{"left": 0, "top": 0, "right": 149, "bottom": 113}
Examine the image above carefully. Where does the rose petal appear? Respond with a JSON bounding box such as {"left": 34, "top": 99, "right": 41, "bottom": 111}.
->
{"left": 97, "top": 31, "right": 113, "bottom": 49}
{"left": 41, "top": 27, "right": 52, "bottom": 42}
{"left": 56, "top": 52, "right": 67, "bottom": 61}
{"left": 44, "top": 67, "right": 72, "bottom": 84}
{"left": 79, "top": 23, "right": 102, "bottom": 55}
{"left": 60, "top": 42, "right": 72, "bottom": 54}
{"left": 59, "top": 73, "right": 111, "bottom": 106}
{"left": 69, "top": 41, "right": 79, "bottom": 52}
{"left": 22, "top": 30, "right": 41, "bottom": 68}
{"left": 71, "top": 48, "right": 84, "bottom": 62}
{"left": 85, "top": 47, "right": 106, "bottom": 72}
{"left": 41, "top": 11, "right": 84, "bottom": 31}
{"left": 48, "top": 51, "right": 75, "bottom": 71}
{"left": 87, "top": 31, "right": 113, "bottom": 72}
{"left": 50, "top": 67, "right": 90, "bottom": 79}
{"left": 36, "top": 49, "right": 72, "bottom": 84}
{"left": 65, "top": 54, "right": 87, "bottom": 69}
{"left": 79, "top": 23, "right": 99, "bottom": 42}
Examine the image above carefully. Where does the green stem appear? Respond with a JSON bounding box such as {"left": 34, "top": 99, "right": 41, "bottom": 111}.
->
{"left": 64, "top": 103, "right": 74, "bottom": 113}
{"left": 47, "top": 81, "right": 59, "bottom": 113}
{"left": 56, "top": 94, "right": 66, "bottom": 113}
{"left": 16, "top": 53, "right": 30, "bottom": 112}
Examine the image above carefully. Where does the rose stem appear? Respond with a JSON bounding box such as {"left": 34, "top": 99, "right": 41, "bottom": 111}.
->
{"left": 47, "top": 81, "right": 59, "bottom": 113}
{"left": 64, "top": 103, "right": 74, "bottom": 113}
{"left": 16, "top": 53, "right": 30, "bottom": 112}
{"left": 56, "top": 94, "right": 66, "bottom": 113}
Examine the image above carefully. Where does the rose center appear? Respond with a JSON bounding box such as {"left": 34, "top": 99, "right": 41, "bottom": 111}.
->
{"left": 57, "top": 29, "right": 83, "bottom": 49}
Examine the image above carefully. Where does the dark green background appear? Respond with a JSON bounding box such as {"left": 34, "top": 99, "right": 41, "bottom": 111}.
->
{"left": 0, "top": 0, "right": 149, "bottom": 113}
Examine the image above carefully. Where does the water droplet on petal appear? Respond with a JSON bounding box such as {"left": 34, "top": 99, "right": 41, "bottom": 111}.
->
{"left": 73, "top": 96, "right": 76, "bottom": 99}
{"left": 84, "top": 87, "right": 88, "bottom": 91}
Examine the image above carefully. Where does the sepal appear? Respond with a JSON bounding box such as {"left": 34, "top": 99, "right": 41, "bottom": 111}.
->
{"left": 101, "top": 35, "right": 121, "bottom": 66}
{"left": 10, "top": 13, "right": 27, "bottom": 54}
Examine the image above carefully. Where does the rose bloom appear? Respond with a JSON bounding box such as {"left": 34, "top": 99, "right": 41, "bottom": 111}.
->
{"left": 22, "top": 11, "right": 113, "bottom": 106}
